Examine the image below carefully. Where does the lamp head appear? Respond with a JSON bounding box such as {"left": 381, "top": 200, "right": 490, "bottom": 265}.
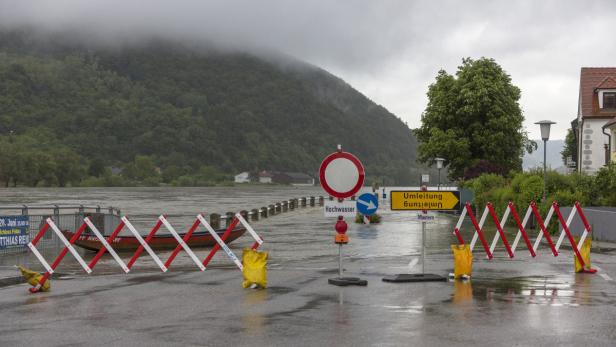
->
{"left": 535, "top": 120, "right": 556, "bottom": 141}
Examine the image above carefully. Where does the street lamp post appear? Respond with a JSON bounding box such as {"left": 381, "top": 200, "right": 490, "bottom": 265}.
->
{"left": 435, "top": 157, "right": 445, "bottom": 191}
{"left": 535, "top": 120, "right": 556, "bottom": 201}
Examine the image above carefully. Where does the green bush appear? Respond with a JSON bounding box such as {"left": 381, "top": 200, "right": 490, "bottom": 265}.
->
{"left": 462, "top": 168, "right": 616, "bottom": 234}
{"left": 545, "top": 170, "right": 574, "bottom": 196}
{"left": 594, "top": 164, "right": 616, "bottom": 205}
{"left": 464, "top": 174, "right": 507, "bottom": 209}
{"left": 514, "top": 175, "right": 543, "bottom": 209}
{"left": 567, "top": 173, "right": 594, "bottom": 205}
{"left": 548, "top": 190, "right": 585, "bottom": 208}
{"left": 355, "top": 213, "right": 382, "bottom": 224}
{"left": 79, "top": 176, "right": 105, "bottom": 187}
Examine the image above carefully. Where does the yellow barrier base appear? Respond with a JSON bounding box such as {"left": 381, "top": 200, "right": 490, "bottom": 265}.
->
{"left": 16, "top": 265, "right": 50, "bottom": 292}
{"left": 574, "top": 238, "right": 596, "bottom": 273}
{"left": 242, "top": 249, "right": 268, "bottom": 289}
{"left": 451, "top": 244, "right": 473, "bottom": 279}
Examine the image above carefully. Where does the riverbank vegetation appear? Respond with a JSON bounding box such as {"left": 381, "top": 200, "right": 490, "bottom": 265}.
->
{"left": 461, "top": 164, "right": 616, "bottom": 216}
{"left": 0, "top": 130, "right": 234, "bottom": 187}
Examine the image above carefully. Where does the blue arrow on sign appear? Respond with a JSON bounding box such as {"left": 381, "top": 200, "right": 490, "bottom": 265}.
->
{"left": 357, "top": 193, "right": 379, "bottom": 216}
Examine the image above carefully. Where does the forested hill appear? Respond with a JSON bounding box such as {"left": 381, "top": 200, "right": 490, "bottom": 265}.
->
{"left": 0, "top": 30, "right": 418, "bottom": 186}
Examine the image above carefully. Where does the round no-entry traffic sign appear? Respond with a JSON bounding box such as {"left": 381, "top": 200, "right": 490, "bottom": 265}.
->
{"left": 319, "top": 151, "right": 365, "bottom": 199}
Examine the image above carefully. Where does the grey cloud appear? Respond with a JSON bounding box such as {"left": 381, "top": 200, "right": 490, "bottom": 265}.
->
{"left": 1, "top": 0, "right": 616, "bottom": 139}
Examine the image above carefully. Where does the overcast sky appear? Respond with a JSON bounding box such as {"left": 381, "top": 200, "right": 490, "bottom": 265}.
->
{"left": 2, "top": 0, "right": 616, "bottom": 140}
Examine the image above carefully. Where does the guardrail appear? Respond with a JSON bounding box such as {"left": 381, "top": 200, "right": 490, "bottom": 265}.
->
{"left": 0, "top": 205, "right": 122, "bottom": 215}
{"left": 0, "top": 205, "right": 122, "bottom": 256}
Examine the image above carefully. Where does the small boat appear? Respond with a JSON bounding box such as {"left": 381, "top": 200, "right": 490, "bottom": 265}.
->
{"left": 62, "top": 227, "right": 247, "bottom": 252}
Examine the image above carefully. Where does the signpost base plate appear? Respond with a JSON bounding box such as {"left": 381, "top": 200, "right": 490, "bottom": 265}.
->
{"left": 328, "top": 277, "right": 368, "bottom": 286}
{"left": 382, "top": 273, "right": 446, "bottom": 283}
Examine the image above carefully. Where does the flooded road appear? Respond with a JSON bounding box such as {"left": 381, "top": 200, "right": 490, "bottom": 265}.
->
{"left": 1, "top": 187, "right": 616, "bottom": 346}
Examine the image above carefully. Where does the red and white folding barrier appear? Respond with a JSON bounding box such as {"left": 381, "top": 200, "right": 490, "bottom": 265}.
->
{"left": 453, "top": 201, "right": 595, "bottom": 273}
{"left": 26, "top": 212, "right": 265, "bottom": 293}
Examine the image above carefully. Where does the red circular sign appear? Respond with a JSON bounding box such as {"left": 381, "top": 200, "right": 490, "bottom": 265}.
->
{"left": 319, "top": 152, "right": 365, "bottom": 199}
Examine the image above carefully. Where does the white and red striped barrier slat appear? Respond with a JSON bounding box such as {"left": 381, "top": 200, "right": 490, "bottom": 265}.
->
{"left": 84, "top": 217, "right": 129, "bottom": 273}
{"left": 235, "top": 213, "right": 264, "bottom": 249}
{"left": 164, "top": 217, "right": 202, "bottom": 269}
{"left": 530, "top": 202, "right": 558, "bottom": 256}
{"left": 89, "top": 218, "right": 127, "bottom": 271}
{"left": 507, "top": 203, "right": 536, "bottom": 257}
{"left": 198, "top": 213, "right": 264, "bottom": 271}
{"left": 486, "top": 202, "right": 514, "bottom": 258}
{"left": 124, "top": 216, "right": 168, "bottom": 272}
{"left": 464, "top": 202, "right": 493, "bottom": 259}
{"left": 201, "top": 216, "right": 242, "bottom": 267}
{"left": 199, "top": 214, "right": 243, "bottom": 270}
{"left": 552, "top": 202, "right": 593, "bottom": 271}
{"left": 159, "top": 215, "right": 205, "bottom": 271}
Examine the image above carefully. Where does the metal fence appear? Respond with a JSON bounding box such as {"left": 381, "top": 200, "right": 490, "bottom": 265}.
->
{"left": 0, "top": 205, "right": 122, "bottom": 255}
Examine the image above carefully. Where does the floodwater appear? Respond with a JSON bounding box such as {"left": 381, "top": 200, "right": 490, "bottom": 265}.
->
{"left": 0, "top": 186, "right": 465, "bottom": 270}
{"left": 0, "top": 186, "right": 575, "bottom": 270}
{"left": 2, "top": 187, "right": 616, "bottom": 345}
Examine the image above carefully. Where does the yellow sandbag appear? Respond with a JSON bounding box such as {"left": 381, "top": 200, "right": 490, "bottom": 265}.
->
{"left": 574, "top": 237, "right": 592, "bottom": 273}
{"left": 451, "top": 244, "right": 473, "bottom": 279}
{"left": 16, "top": 265, "right": 50, "bottom": 292}
{"left": 242, "top": 249, "right": 268, "bottom": 289}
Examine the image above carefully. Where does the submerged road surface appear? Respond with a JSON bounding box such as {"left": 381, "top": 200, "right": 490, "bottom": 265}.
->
{"left": 2, "top": 196, "right": 616, "bottom": 346}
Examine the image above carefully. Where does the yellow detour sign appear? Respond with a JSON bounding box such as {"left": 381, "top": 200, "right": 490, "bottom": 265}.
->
{"left": 390, "top": 190, "right": 460, "bottom": 211}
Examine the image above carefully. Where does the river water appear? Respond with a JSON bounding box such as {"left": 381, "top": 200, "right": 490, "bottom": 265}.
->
{"left": 2, "top": 186, "right": 535, "bottom": 277}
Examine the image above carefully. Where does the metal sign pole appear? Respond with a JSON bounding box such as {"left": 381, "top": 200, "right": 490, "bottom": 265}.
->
{"left": 422, "top": 220, "right": 426, "bottom": 274}
{"left": 382, "top": 183, "right": 448, "bottom": 283}
{"left": 338, "top": 243, "right": 343, "bottom": 277}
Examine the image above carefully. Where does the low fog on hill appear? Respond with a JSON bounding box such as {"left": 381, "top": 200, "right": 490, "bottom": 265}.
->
{"left": 2, "top": 1, "right": 616, "bottom": 139}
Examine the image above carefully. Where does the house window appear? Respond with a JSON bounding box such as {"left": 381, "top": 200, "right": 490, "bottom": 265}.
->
{"left": 605, "top": 92, "right": 616, "bottom": 109}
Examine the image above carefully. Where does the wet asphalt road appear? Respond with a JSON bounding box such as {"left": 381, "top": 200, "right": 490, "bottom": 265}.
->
{"left": 2, "top": 192, "right": 616, "bottom": 346}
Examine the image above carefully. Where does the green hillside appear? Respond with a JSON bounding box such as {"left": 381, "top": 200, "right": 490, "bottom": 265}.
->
{"left": 0, "top": 30, "right": 418, "bottom": 186}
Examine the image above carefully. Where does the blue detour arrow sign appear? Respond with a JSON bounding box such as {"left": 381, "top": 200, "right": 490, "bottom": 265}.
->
{"left": 357, "top": 193, "right": 379, "bottom": 216}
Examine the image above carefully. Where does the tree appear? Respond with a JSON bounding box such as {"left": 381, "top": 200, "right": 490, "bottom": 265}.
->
{"left": 51, "top": 148, "right": 84, "bottom": 187}
{"left": 414, "top": 58, "right": 535, "bottom": 179}
{"left": 561, "top": 128, "right": 576, "bottom": 166}
{"left": 123, "top": 155, "right": 160, "bottom": 182}
{"left": 88, "top": 158, "right": 106, "bottom": 177}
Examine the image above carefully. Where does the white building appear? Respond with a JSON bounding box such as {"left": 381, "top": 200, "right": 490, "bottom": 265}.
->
{"left": 258, "top": 171, "right": 273, "bottom": 184}
{"left": 575, "top": 68, "right": 616, "bottom": 173}
{"left": 234, "top": 172, "right": 251, "bottom": 183}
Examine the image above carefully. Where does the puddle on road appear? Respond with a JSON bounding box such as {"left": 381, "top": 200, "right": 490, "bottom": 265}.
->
{"left": 383, "top": 304, "right": 424, "bottom": 314}
{"left": 448, "top": 273, "right": 615, "bottom": 307}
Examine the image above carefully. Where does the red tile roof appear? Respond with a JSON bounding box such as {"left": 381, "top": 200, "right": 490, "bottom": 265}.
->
{"left": 596, "top": 76, "right": 616, "bottom": 89}
{"left": 579, "top": 67, "right": 616, "bottom": 118}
